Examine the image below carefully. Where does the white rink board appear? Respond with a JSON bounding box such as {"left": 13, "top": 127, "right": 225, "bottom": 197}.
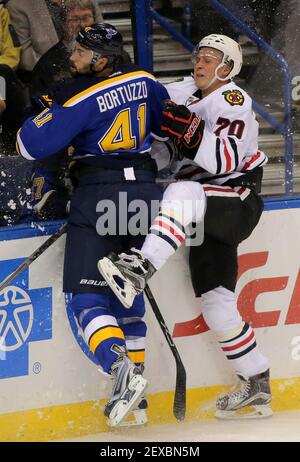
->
{"left": 0, "top": 205, "right": 300, "bottom": 417}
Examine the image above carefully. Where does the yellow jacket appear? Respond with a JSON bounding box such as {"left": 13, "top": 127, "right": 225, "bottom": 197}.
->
{"left": 0, "top": 5, "right": 20, "bottom": 70}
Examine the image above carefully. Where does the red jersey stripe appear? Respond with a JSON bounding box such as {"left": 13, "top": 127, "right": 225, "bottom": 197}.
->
{"left": 242, "top": 152, "right": 261, "bottom": 171}
{"left": 222, "top": 139, "right": 232, "bottom": 172}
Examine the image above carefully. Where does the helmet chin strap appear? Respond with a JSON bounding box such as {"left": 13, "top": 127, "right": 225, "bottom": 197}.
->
{"left": 200, "top": 74, "right": 218, "bottom": 91}
{"left": 90, "top": 51, "right": 115, "bottom": 73}
{"left": 91, "top": 51, "right": 101, "bottom": 65}
{"left": 89, "top": 51, "right": 101, "bottom": 72}
{"left": 193, "top": 63, "right": 230, "bottom": 91}
{"left": 215, "top": 62, "right": 232, "bottom": 82}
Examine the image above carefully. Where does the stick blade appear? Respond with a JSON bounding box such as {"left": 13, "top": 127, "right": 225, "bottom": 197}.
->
{"left": 173, "top": 365, "right": 186, "bottom": 421}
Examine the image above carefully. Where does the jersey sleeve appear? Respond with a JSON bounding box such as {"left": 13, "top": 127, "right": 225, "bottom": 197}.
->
{"left": 166, "top": 77, "right": 198, "bottom": 105}
{"left": 148, "top": 80, "right": 170, "bottom": 140}
{"left": 193, "top": 128, "right": 244, "bottom": 174}
{"left": 17, "top": 102, "right": 87, "bottom": 160}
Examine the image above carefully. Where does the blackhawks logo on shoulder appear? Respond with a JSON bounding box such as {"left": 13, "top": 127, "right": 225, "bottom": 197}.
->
{"left": 222, "top": 89, "right": 244, "bottom": 106}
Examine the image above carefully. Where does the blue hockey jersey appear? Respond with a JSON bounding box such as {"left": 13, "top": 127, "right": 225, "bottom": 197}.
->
{"left": 17, "top": 65, "right": 169, "bottom": 166}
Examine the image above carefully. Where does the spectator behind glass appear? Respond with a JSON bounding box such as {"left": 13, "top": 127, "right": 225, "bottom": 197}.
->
{"left": 7, "top": 0, "right": 103, "bottom": 74}
{"left": 30, "top": 0, "right": 100, "bottom": 95}
{"left": 0, "top": 1, "right": 27, "bottom": 152}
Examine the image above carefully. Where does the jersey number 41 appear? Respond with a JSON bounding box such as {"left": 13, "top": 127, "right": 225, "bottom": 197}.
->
{"left": 98, "top": 104, "right": 146, "bottom": 152}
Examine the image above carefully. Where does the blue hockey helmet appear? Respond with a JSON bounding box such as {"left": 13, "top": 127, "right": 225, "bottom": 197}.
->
{"left": 76, "top": 23, "right": 124, "bottom": 61}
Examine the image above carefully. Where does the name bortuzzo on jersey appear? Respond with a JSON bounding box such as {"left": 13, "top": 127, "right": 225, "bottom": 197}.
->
{"left": 16, "top": 66, "right": 169, "bottom": 161}
{"left": 97, "top": 81, "right": 148, "bottom": 112}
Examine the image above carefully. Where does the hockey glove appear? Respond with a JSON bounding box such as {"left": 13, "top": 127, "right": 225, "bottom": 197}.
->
{"left": 161, "top": 100, "right": 205, "bottom": 160}
{"left": 30, "top": 167, "right": 69, "bottom": 220}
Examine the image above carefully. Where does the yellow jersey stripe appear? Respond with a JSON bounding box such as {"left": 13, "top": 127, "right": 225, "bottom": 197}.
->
{"left": 128, "top": 350, "right": 145, "bottom": 364}
{"left": 89, "top": 326, "right": 125, "bottom": 353}
{"left": 15, "top": 142, "right": 20, "bottom": 155}
{"left": 63, "top": 71, "right": 156, "bottom": 107}
{"left": 35, "top": 114, "right": 53, "bottom": 127}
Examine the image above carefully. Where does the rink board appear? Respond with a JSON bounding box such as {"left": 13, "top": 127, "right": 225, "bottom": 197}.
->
{"left": 0, "top": 199, "right": 300, "bottom": 441}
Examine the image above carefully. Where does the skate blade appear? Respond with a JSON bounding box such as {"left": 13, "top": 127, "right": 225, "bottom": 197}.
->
{"left": 215, "top": 405, "right": 273, "bottom": 420}
{"left": 108, "top": 375, "right": 148, "bottom": 427}
{"left": 98, "top": 257, "right": 138, "bottom": 308}
{"left": 117, "top": 409, "right": 148, "bottom": 427}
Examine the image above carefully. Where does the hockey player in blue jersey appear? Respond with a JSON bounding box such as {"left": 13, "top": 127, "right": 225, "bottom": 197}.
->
{"left": 17, "top": 23, "right": 170, "bottom": 427}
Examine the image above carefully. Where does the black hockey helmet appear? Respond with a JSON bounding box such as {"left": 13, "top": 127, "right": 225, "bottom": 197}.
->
{"left": 76, "top": 23, "right": 124, "bottom": 59}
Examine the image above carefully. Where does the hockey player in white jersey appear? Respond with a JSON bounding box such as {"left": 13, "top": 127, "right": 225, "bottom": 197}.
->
{"left": 99, "top": 34, "right": 272, "bottom": 420}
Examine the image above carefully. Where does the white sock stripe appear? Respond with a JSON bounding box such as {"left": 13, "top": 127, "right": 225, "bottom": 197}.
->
{"left": 148, "top": 229, "right": 179, "bottom": 251}
{"left": 156, "top": 215, "right": 186, "bottom": 239}
{"left": 223, "top": 336, "right": 257, "bottom": 357}
{"left": 84, "top": 315, "right": 118, "bottom": 342}
{"left": 79, "top": 306, "right": 105, "bottom": 325}
{"left": 219, "top": 324, "right": 253, "bottom": 348}
{"left": 118, "top": 316, "right": 143, "bottom": 325}
{"left": 150, "top": 224, "right": 183, "bottom": 247}
{"left": 159, "top": 212, "right": 185, "bottom": 233}
{"left": 126, "top": 338, "right": 146, "bottom": 351}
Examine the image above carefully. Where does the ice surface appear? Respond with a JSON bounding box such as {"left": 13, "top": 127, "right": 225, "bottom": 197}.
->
{"left": 55, "top": 410, "right": 300, "bottom": 442}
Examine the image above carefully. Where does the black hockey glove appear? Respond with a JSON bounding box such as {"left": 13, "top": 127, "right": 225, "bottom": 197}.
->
{"left": 161, "top": 100, "right": 205, "bottom": 160}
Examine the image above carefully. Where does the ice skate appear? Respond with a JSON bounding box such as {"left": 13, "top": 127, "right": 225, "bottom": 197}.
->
{"left": 117, "top": 363, "right": 148, "bottom": 427}
{"left": 117, "top": 396, "right": 148, "bottom": 427}
{"left": 104, "top": 346, "right": 148, "bottom": 427}
{"left": 98, "top": 248, "right": 156, "bottom": 308}
{"left": 215, "top": 369, "right": 272, "bottom": 420}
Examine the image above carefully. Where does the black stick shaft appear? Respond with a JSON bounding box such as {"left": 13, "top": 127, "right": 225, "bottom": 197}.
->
{"left": 0, "top": 223, "right": 67, "bottom": 292}
{"left": 145, "top": 284, "right": 186, "bottom": 421}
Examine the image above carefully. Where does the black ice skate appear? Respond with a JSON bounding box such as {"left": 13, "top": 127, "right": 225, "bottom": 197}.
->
{"left": 215, "top": 369, "right": 272, "bottom": 420}
{"left": 104, "top": 346, "right": 148, "bottom": 427}
{"left": 98, "top": 248, "right": 156, "bottom": 308}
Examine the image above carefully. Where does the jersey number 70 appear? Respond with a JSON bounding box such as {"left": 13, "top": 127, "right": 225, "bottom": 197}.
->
{"left": 98, "top": 104, "right": 146, "bottom": 152}
{"left": 215, "top": 117, "right": 245, "bottom": 139}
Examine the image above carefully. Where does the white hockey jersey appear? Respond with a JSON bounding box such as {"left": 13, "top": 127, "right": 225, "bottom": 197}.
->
{"left": 164, "top": 76, "right": 268, "bottom": 185}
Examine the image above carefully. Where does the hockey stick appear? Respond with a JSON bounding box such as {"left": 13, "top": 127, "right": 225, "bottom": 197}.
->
{"left": 144, "top": 284, "right": 186, "bottom": 421}
{"left": 0, "top": 223, "right": 67, "bottom": 292}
